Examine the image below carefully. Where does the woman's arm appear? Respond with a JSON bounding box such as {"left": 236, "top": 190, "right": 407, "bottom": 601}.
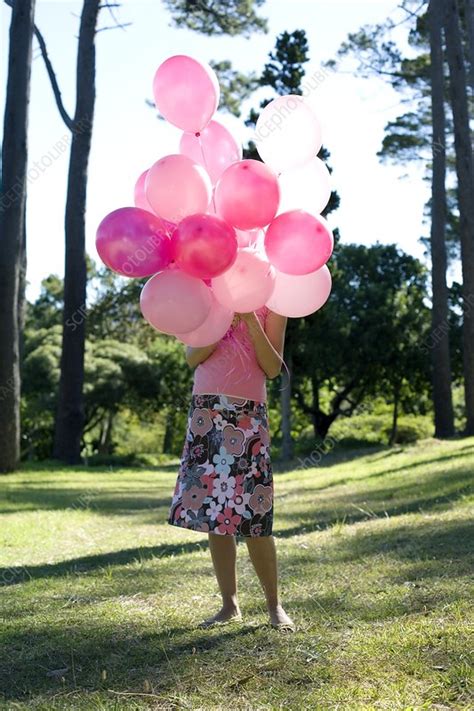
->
{"left": 185, "top": 342, "right": 219, "bottom": 369}
{"left": 239, "top": 310, "right": 287, "bottom": 379}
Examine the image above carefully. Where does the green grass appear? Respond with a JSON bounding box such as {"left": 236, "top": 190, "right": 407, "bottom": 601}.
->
{"left": 1, "top": 437, "right": 473, "bottom": 710}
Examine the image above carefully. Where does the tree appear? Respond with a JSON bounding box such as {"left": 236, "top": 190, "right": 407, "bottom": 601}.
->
{"left": 326, "top": 2, "right": 466, "bottom": 437}
{"left": 443, "top": 0, "right": 474, "bottom": 435}
{"left": 428, "top": 0, "right": 455, "bottom": 437}
{"left": 0, "top": 0, "right": 36, "bottom": 473}
{"left": 292, "top": 244, "right": 431, "bottom": 441}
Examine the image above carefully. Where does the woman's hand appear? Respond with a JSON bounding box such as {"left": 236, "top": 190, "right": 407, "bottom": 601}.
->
{"left": 235, "top": 311, "right": 257, "bottom": 324}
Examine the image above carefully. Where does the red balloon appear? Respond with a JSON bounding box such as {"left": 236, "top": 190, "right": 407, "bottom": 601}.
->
{"left": 96, "top": 207, "right": 173, "bottom": 278}
{"left": 214, "top": 159, "right": 280, "bottom": 230}
{"left": 172, "top": 214, "right": 238, "bottom": 279}
{"left": 264, "top": 210, "right": 333, "bottom": 275}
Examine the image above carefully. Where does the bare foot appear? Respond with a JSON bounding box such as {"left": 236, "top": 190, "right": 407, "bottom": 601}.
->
{"left": 198, "top": 605, "right": 242, "bottom": 628}
{"left": 268, "top": 603, "right": 296, "bottom": 631}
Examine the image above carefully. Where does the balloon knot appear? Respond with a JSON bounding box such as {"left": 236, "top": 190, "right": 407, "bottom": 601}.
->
{"left": 195, "top": 132, "right": 201, "bottom": 137}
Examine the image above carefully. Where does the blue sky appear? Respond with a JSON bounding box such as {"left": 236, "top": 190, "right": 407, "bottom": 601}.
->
{"left": 1, "top": 0, "right": 452, "bottom": 302}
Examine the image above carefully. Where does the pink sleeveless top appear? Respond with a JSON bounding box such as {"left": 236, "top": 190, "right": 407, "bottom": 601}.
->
{"left": 192, "top": 305, "right": 270, "bottom": 403}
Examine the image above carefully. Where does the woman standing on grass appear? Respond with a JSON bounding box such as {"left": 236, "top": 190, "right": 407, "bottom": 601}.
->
{"left": 167, "top": 305, "right": 295, "bottom": 631}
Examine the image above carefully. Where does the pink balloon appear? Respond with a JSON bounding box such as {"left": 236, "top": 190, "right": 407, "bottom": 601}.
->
{"left": 140, "top": 270, "right": 212, "bottom": 335}
{"left": 153, "top": 55, "right": 219, "bottom": 132}
{"left": 179, "top": 120, "right": 242, "bottom": 185}
{"left": 255, "top": 95, "right": 323, "bottom": 173}
{"left": 215, "top": 159, "right": 280, "bottom": 231}
{"left": 264, "top": 210, "right": 333, "bottom": 275}
{"left": 96, "top": 207, "right": 173, "bottom": 278}
{"left": 134, "top": 170, "right": 154, "bottom": 213}
{"left": 172, "top": 213, "right": 238, "bottom": 279}
{"left": 176, "top": 294, "right": 234, "bottom": 347}
{"left": 266, "top": 265, "right": 332, "bottom": 317}
{"left": 145, "top": 154, "right": 212, "bottom": 224}
{"left": 211, "top": 248, "right": 276, "bottom": 312}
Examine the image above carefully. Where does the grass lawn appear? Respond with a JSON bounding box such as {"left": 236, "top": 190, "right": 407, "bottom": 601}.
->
{"left": 0, "top": 437, "right": 473, "bottom": 710}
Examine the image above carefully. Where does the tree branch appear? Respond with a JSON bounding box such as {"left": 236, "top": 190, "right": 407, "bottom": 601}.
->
{"left": 96, "top": 22, "right": 132, "bottom": 33}
{"left": 3, "top": 0, "right": 74, "bottom": 130}
{"left": 33, "top": 24, "right": 74, "bottom": 130}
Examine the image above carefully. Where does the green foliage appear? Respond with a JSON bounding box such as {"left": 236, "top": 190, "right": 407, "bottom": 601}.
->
{"left": 326, "top": 411, "right": 433, "bottom": 448}
{"left": 210, "top": 60, "right": 259, "bottom": 116}
{"left": 292, "top": 242, "right": 432, "bottom": 438}
{"left": 162, "top": 0, "right": 267, "bottom": 37}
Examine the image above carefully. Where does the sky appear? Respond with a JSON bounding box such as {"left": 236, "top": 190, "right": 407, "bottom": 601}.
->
{"left": 0, "top": 0, "right": 452, "bottom": 303}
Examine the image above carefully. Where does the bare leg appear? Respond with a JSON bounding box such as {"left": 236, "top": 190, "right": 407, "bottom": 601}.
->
{"left": 245, "top": 535, "right": 295, "bottom": 630}
{"left": 199, "top": 532, "right": 242, "bottom": 627}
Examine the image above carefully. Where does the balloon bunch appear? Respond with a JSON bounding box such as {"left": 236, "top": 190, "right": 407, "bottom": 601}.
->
{"left": 95, "top": 55, "right": 333, "bottom": 348}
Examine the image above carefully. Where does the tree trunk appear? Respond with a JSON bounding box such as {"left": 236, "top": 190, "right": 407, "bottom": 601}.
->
{"left": 388, "top": 381, "right": 400, "bottom": 446}
{"left": 466, "top": 0, "right": 474, "bottom": 91}
{"left": 0, "top": 0, "right": 36, "bottom": 473}
{"left": 428, "top": 0, "right": 455, "bottom": 438}
{"left": 53, "top": 0, "right": 100, "bottom": 463}
{"left": 280, "top": 350, "right": 293, "bottom": 460}
{"left": 444, "top": 0, "right": 474, "bottom": 435}
{"left": 98, "top": 410, "right": 114, "bottom": 455}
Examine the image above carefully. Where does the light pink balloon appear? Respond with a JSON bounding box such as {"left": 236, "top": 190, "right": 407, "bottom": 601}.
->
{"left": 179, "top": 120, "right": 242, "bottom": 185}
{"left": 172, "top": 213, "right": 238, "bottom": 279}
{"left": 266, "top": 265, "right": 332, "bottom": 317}
{"left": 140, "top": 269, "right": 212, "bottom": 335}
{"left": 211, "top": 248, "right": 276, "bottom": 312}
{"left": 176, "top": 294, "right": 234, "bottom": 347}
{"left": 153, "top": 55, "right": 219, "bottom": 132}
{"left": 96, "top": 207, "right": 173, "bottom": 278}
{"left": 277, "top": 158, "right": 332, "bottom": 217}
{"left": 215, "top": 159, "right": 280, "bottom": 231}
{"left": 134, "top": 170, "right": 154, "bottom": 213}
{"left": 145, "top": 154, "right": 212, "bottom": 224}
{"left": 264, "top": 210, "right": 334, "bottom": 275}
{"left": 255, "top": 95, "right": 323, "bottom": 173}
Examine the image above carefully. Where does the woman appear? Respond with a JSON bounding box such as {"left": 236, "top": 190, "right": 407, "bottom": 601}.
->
{"left": 167, "top": 305, "right": 295, "bottom": 631}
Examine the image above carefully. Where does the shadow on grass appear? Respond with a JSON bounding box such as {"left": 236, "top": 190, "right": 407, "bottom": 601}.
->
{"left": 0, "top": 537, "right": 209, "bottom": 588}
{"left": 0, "top": 488, "right": 173, "bottom": 515}
{"left": 274, "top": 441, "right": 474, "bottom": 481}
{"left": 0, "top": 619, "right": 263, "bottom": 702}
{"left": 274, "top": 462, "right": 473, "bottom": 538}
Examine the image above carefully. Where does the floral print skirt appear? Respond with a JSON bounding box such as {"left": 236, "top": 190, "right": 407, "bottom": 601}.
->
{"left": 167, "top": 393, "right": 274, "bottom": 537}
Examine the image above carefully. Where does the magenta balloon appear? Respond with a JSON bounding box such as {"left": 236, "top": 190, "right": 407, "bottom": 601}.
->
{"left": 176, "top": 294, "right": 234, "bottom": 347}
{"left": 211, "top": 248, "right": 276, "bottom": 312}
{"left": 172, "top": 213, "right": 238, "bottom": 279}
{"left": 179, "top": 120, "right": 242, "bottom": 185}
{"left": 145, "top": 154, "right": 212, "bottom": 224}
{"left": 215, "top": 159, "right": 280, "bottom": 231}
{"left": 140, "top": 270, "right": 212, "bottom": 335}
{"left": 266, "top": 265, "right": 332, "bottom": 317}
{"left": 153, "top": 55, "right": 219, "bottom": 132}
{"left": 96, "top": 207, "right": 173, "bottom": 278}
{"left": 264, "top": 210, "right": 334, "bottom": 275}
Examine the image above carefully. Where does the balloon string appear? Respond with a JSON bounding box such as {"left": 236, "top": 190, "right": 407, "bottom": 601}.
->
{"left": 197, "top": 133, "right": 216, "bottom": 213}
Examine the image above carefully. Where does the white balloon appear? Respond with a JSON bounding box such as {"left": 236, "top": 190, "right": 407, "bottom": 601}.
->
{"left": 277, "top": 158, "right": 331, "bottom": 217}
{"left": 254, "top": 95, "right": 323, "bottom": 173}
{"left": 266, "top": 264, "right": 332, "bottom": 318}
